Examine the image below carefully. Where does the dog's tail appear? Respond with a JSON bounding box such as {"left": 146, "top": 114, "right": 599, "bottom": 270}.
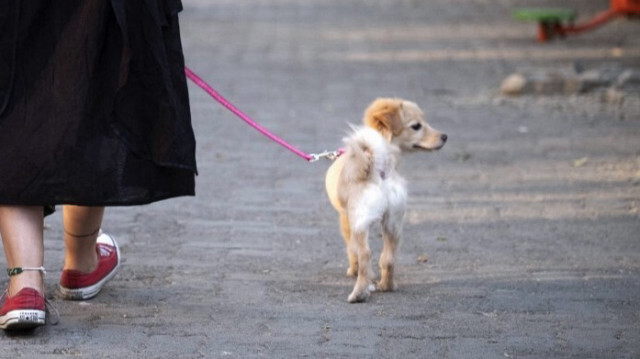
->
{"left": 341, "top": 127, "right": 388, "bottom": 183}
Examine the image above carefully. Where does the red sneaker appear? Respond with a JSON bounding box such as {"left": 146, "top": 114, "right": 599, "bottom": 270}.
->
{"left": 59, "top": 232, "right": 120, "bottom": 300}
{"left": 0, "top": 287, "right": 46, "bottom": 330}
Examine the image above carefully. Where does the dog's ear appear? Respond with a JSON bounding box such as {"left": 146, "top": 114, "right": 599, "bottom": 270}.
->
{"left": 363, "top": 98, "right": 404, "bottom": 141}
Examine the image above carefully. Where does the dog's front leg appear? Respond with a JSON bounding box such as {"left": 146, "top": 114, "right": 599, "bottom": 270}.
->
{"left": 348, "top": 230, "right": 373, "bottom": 303}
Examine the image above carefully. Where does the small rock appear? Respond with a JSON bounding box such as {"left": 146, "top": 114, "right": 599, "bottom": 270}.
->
{"left": 500, "top": 73, "right": 528, "bottom": 95}
{"left": 499, "top": 64, "right": 637, "bottom": 97}
{"left": 573, "top": 157, "right": 588, "bottom": 168}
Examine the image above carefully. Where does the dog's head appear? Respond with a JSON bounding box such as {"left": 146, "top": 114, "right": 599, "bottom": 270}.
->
{"left": 363, "top": 98, "right": 447, "bottom": 152}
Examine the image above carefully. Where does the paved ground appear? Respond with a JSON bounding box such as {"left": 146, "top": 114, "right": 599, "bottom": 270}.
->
{"left": 2, "top": 0, "right": 639, "bottom": 358}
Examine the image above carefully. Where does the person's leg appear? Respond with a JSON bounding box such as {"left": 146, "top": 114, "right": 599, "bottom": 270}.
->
{"left": 0, "top": 206, "right": 45, "bottom": 296}
{"left": 63, "top": 206, "right": 104, "bottom": 273}
{"left": 60, "top": 205, "right": 119, "bottom": 301}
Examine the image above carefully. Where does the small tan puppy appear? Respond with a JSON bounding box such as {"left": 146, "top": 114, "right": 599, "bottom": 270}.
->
{"left": 325, "top": 98, "right": 447, "bottom": 303}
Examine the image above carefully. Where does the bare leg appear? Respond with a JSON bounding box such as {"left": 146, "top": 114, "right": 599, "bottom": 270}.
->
{"left": 63, "top": 206, "right": 104, "bottom": 273}
{"left": 0, "top": 206, "right": 45, "bottom": 296}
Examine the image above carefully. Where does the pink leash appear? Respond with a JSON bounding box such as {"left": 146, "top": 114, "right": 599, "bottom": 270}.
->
{"left": 184, "top": 67, "right": 342, "bottom": 162}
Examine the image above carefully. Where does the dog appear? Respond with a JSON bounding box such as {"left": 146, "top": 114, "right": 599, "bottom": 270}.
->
{"left": 325, "top": 98, "right": 447, "bottom": 302}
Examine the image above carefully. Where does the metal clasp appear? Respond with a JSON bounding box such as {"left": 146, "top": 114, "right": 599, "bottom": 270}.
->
{"left": 308, "top": 150, "right": 342, "bottom": 162}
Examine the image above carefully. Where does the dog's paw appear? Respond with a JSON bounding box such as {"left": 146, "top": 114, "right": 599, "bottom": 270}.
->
{"left": 348, "top": 288, "right": 370, "bottom": 303}
{"left": 377, "top": 280, "right": 396, "bottom": 292}
{"left": 346, "top": 267, "right": 358, "bottom": 277}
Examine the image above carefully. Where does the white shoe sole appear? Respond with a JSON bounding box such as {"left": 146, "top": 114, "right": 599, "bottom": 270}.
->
{"left": 0, "top": 309, "right": 46, "bottom": 330}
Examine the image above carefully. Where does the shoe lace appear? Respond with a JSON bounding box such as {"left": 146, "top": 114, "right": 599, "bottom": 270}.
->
{"left": 45, "top": 297, "right": 59, "bottom": 326}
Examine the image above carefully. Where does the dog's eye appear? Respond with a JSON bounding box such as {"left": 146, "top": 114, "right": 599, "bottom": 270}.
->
{"left": 411, "top": 123, "right": 422, "bottom": 131}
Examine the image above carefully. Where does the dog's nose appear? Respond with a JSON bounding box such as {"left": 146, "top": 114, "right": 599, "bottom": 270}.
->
{"left": 441, "top": 134, "right": 448, "bottom": 142}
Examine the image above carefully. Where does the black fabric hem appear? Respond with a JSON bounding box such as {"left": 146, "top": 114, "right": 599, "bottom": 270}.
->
{"left": 0, "top": 191, "right": 195, "bottom": 209}
{"left": 44, "top": 205, "right": 55, "bottom": 217}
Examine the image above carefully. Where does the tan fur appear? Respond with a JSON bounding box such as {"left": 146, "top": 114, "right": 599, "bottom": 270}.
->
{"left": 363, "top": 98, "right": 405, "bottom": 140}
{"left": 325, "top": 98, "right": 447, "bottom": 303}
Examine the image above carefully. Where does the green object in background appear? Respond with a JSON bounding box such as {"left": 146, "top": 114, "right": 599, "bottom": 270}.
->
{"left": 513, "top": 8, "right": 577, "bottom": 22}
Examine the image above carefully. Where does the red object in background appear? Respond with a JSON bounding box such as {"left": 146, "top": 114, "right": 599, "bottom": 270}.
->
{"left": 611, "top": 0, "right": 640, "bottom": 13}
{"left": 537, "top": 0, "right": 640, "bottom": 41}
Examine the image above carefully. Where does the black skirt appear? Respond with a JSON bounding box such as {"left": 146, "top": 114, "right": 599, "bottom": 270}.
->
{"left": 0, "top": 0, "right": 197, "bottom": 207}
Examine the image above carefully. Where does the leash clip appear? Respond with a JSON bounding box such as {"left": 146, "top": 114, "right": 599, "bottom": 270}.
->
{"left": 309, "top": 150, "right": 341, "bottom": 162}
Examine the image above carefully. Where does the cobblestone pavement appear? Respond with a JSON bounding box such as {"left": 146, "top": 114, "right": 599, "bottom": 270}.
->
{"left": 2, "top": 0, "right": 639, "bottom": 358}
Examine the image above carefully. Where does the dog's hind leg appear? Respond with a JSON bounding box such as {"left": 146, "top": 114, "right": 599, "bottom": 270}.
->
{"left": 340, "top": 213, "right": 358, "bottom": 276}
{"left": 378, "top": 211, "right": 403, "bottom": 292}
{"left": 348, "top": 229, "right": 373, "bottom": 303}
